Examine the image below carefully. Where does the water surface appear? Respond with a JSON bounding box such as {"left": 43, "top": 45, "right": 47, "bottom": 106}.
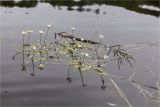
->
{"left": 0, "top": 1, "right": 160, "bottom": 107}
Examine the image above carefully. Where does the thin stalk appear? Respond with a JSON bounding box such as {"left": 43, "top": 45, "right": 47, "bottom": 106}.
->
{"left": 67, "top": 65, "right": 71, "bottom": 78}
{"left": 44, "top": 28, "right": 49, "bottom": 42}
{"left": 66, "top": 37, "right": 75, "bottom": 82}
{"left": 12, "top": 52, "right": 22, "bottom": 59}
{"left": 27, "top": 32, "right": 31, "bottom": 52}
{"left": 22, "top": 35, "right": 25, "bottom": 63}
{"left": 96, "top": 50, "right": 100, "bottom": 66}
{"left": 22, "top": 35, "right": 26, "bottom": 71}
{"left": 66, "top": 65, "right": 71, "bottom": 83}
{"left": 101, "top": 75, "right": 105, "bottom": 85}
{"left": 96, "top": 50, "right": 106, "bottom": 88}
{"left": 72, "top": 29, "right": 74, "bottom": 36}
{"left": 40, "top": 34, "right": 42, "bottom": 64}
{"left": 27, "top": 32, "right": 31, "bottom": 44}
{"left": 31, "top": 52, "right": 35, "bottom": 76}
{"left": 104, "top": 73, "right": 132, "bottom": 107}
{"left": 78, "top": 55, "right": 87, "bottom": 87}
{"left": 78, "top": 68, "right": 86, "bottom": 87}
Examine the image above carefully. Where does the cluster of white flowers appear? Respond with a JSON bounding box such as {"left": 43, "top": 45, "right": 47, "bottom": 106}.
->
{"left": 22, "top": 24, "right": 54, "bottom": 36}
{"left": 99, "top": 34, "right": 104, "bottom": 38}
{"left": 22, "top": 29, "right": 33, "bottom": 35}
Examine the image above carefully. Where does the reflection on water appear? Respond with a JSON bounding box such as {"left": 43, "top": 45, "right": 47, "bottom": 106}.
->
{"left": 0, "top": 0, "right": 159, "bottom": 17}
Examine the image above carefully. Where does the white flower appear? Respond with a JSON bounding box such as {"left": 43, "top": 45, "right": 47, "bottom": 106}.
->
{"left": 99, "top": 34, "right": 104, "bottom": 38}
{"left": 85, "top": 53, "right": 89, "bottom": 57}
{"left": 71, "top": 27, "right": 75, "bottom": 30}
{"left": 47, "top": 24, "right": 53, "bottom": 28}
{"left": 39, "top": 30, "right": 44, "bottom": 34}
{"left": 21, "top": 31, "right": 27, "bottom": 35}
{"left": 73, "top": 38, "right": 76, "bottom": 40}
{"left": 80, "top": 38, "right": 84, "bottom": 41}
{"left": 88, "top": 65, "right": 92, "bottom": 68}
{"left": 104, "top": 55, "right": 109, "bottom": 59}
{"left": 81, "top": 53, "right": 84, "bottom": 55}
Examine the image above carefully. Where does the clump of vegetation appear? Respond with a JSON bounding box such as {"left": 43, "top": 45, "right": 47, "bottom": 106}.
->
{"left": 12, "top": 24, "right": 160, "bottom": 107}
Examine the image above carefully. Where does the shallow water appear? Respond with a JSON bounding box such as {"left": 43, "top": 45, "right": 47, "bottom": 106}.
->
{"left": 0, "top": 1, "right": 160, "bottom": 107}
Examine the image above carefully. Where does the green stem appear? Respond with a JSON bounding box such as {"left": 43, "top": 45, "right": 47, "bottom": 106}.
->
{"left": 40, "top": 34, "right": 42, "bottom": 64}
{"left": 27, "top": 32, "right": 30, "bottom": 43}
{"left": 67, "top": 65, "right": 71, "bottom": 78}
{"left": 96, "top": 50, "right": 106, "bottom": 86}
{"left": 44, "top": 28, "right": 49, "bottom": 42}
{"left": 22, "top": 35, "right": 25, "bottom": 65}
{"left": 27, "top": 32, "right": 31, "bottom": 52}
{"left": 31, "top": 52, "right": 35, "bottom": 76}
{"left": 101, "top": 75, "right": 105, "bottom": 85}
{"left": 78, "top": 68, "right": 85, "bottom": 87}
{"left": 96, "top": 50, "right": 100, "bottom": 66}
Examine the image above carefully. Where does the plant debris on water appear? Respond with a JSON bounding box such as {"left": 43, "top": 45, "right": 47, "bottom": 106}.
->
{"left": 12, "top": 24, "right": 160, "bottom": 107}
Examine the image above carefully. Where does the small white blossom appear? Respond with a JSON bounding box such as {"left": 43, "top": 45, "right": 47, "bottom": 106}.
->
{"left": 81, "top": 53, "right": 84, "bottom": 55}
{"left": 73, "top": 38, "right": 76, "bottom": 40}
{"left": 47, "top": 24, "right": 53, "bottom": 28}
{"left": 88, "top": 65, "right": 92, "bottom": 68}
{"left": 85, "top": 53, "right": 89, "bottom": 57}
{"left": 21, "top": 31, "right": 27, "bottom": 35}
{"left": 39, "top": 30, "right": 44, "bottom": 34}
{"left": 104, "top": 55, "right": 109, "bottom": 59}
{"left": 71, "top": 27, "right": 75, "bottom": 30}
{"left": 99, "top": 34, "right": 104, "bottom": 38}
{"left": 80, "top": 38, "right": 84, "bottom": 41}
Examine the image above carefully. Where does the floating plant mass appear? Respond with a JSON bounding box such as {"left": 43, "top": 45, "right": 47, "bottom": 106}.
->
{"left": 12, "top": 24, "right": 160, "bottom": 107}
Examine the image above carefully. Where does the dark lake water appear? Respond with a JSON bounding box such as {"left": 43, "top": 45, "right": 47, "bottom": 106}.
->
{"left": 0, "top": 0, "right": 160, "bottom": 107}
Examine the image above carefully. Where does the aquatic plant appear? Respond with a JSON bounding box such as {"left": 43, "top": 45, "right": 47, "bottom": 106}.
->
{"left": 12, "top": 25, "right": 160, "bottom": 107}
